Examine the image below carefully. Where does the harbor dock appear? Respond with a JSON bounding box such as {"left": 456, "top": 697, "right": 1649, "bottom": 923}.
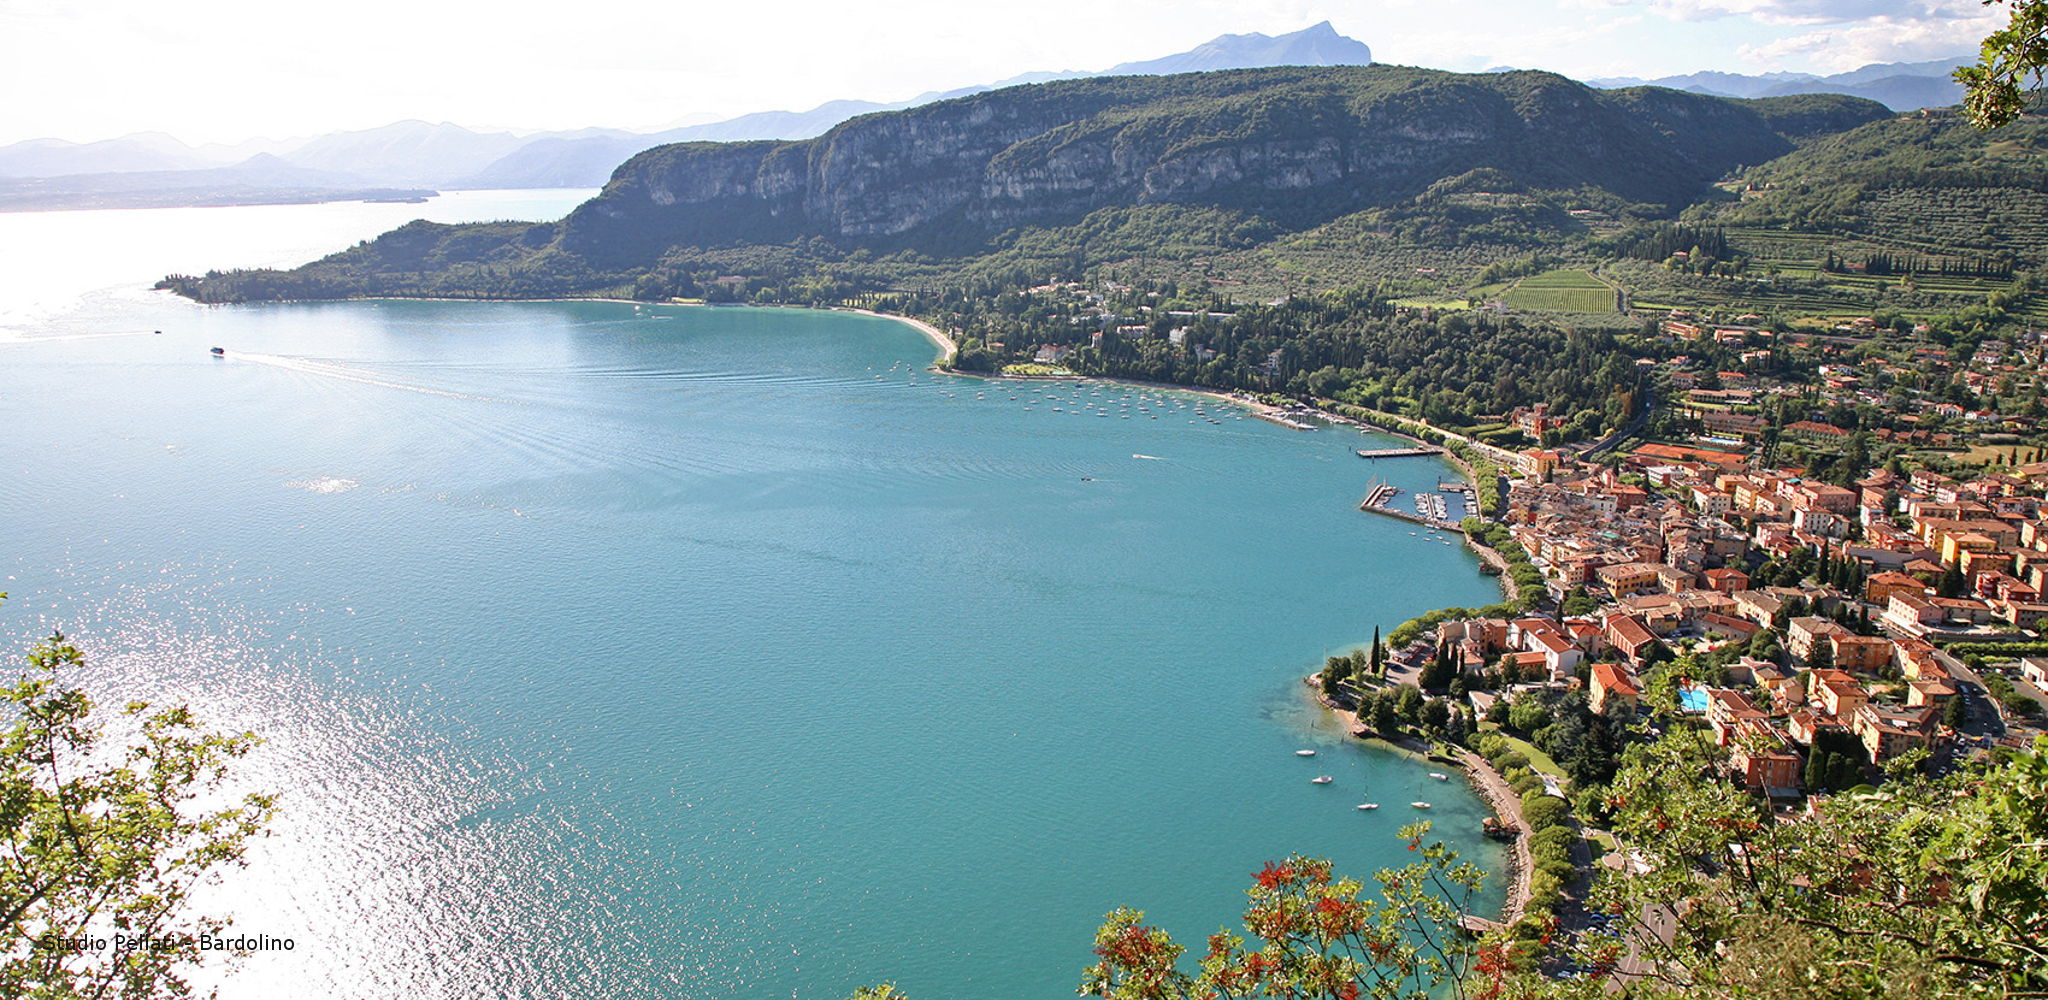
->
{"left": 1355, "top": 446, "right": 1444, "bottom": 459}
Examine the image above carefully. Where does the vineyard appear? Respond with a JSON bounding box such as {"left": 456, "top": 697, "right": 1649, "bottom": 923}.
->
{"left": 1498, "top": 269, "right": 1618, "bottom": 313}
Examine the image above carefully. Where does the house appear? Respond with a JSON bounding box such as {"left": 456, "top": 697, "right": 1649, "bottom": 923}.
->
{"left": 1731, "top": 589, "right": 1785, "bottom": 628}
{"left": 1853, "top": 703, "right": 1940, "bottom": 762}
{"left": 1589, "top": 661, "right": 1641, "bottom": 715}
{"left": 1907, "top": 679, "right": 1957, "bottom": 708}
{"left": 2021, "top": 657, "right": 2048, "bottom": 689}
{"left": 1885, "top": 592, "right": 1943, "bottom": 631}
{"left": 1754, "top": 663, "right": 1802, "bottom": 709}
{"left": 1511, "top": 618, "right": 1584, "bottom": 680}
{"left": 1828, "top": 634, "right": 1894, "bottom": 674}
{"left": 1698, "top": 612, "right": 1762, "bottom": 643}
{"left": 1596, "top": 562, "right": 1665, "bottom": 599}
{"left": 1787, "top": 617, "right": 1850, "bottom": 663}
{"left": 1604, "top": 613, "right": 1662, "bottom": 666}
{"left": 1864, "top": 571, "right": 1926, "bottom": 606}
{"left": 1786, "top": 707, "right": 1847, "bottom": 746}
{"left": 1809, "top": 669, "right": 1869, "bottom": 720}
{"left": 1703, "top": 567, "right": 1750, "bottom": 594}
{"left": 1707, "top": 688, "right": 1769, "bottom": 743}
{"left": 1709, "top": 691, "right": 1802, "bottom": 797}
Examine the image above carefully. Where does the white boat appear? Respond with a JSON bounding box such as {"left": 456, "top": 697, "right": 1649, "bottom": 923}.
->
{"left": 1411, "top": 801, "right": 1433, "bottom": 809}
{"left": 1311, "top": 776, "right": 1333, "bottom": 784}
{"left": 1295, "top": 749, "right": 1317, "bottom": 757}
{"left": 1430, "top": 772, "right": 1449, "bottom": 781}
{"left": 1356, "top": 803, "right": 1379, "bottom": 810}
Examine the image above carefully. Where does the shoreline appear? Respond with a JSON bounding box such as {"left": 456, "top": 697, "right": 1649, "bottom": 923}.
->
{"left": 1305, "top": 683, "right": 1532, "bottom": 926}
{"left": 836, "top": 307, "right": 957, "bottom": 360}
{"left": 1453, "top": 748, "right": 1533, "bottom": 926}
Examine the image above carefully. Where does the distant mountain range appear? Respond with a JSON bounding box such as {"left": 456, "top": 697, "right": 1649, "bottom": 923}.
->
{"left": 1587, "top": 57, "right": 1966, "bottom": 113}
{"left": 0, "top": 24, "right": 1975, "bottom": 212}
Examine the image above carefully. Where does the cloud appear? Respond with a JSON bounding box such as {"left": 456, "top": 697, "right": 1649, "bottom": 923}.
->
{"left": 1736, "top": 9, "right": 2002, "bottom": 69}
{"left": 1595, "top": 0, "right": 1984, "bottom": 26}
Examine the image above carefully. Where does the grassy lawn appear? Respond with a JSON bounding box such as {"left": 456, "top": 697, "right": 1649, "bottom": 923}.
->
{"left": 1499, "top": 269, "right": 1617, "bottom": 313}
{"left": 1389, "top": 297, "right": 1473, "bottom": 310}
{"left": 1478, "top": 722, "right": 1568, "bottom": 781}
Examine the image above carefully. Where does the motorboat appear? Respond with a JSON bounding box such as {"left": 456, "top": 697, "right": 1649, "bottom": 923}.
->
{"left": 1411, "top": 801, "right": 1433, "bottom": 809}
{"left": 1430, "top": 772, "right": 1450, "bottom": 781}
{"left": 1356, "top": 803, "right": 1379, "bottom": 810}
{"left": 209, "top": 347, "right": 225, "bottom": 356}
{"left": 1311, "top": 776, "right": 1333, "bottom": 785}
{"left": 1295, "top": 749, "right": 1317, "bottom": 757}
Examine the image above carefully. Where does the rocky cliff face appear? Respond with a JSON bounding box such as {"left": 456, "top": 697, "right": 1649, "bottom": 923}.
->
{"left": 553, "top": 66, "right": 1888, "bottom": 264}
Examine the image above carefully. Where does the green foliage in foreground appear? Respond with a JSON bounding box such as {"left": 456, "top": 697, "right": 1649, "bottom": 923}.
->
{"left": 1588, "top": 730, "right": 2048, "bottom": 997}
{"left": 1, "top": 626, "right": 275, "bottom": 999}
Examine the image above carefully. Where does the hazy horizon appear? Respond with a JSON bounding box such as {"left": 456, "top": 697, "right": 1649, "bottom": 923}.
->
{"left": 2, "top": 0, "right": 1996, "bottom": 147}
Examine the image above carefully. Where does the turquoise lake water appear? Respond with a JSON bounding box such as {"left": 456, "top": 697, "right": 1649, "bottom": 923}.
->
{"left": 0, "top": 194, "right": 1505, "bottom": 999}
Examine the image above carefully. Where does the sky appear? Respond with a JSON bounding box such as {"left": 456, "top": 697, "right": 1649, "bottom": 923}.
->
{"left": 0, "top": 0, "right": 2005, "bottom": 146}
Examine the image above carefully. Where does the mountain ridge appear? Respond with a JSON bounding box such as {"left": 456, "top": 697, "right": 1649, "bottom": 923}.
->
{"left": 160, "top": 66, "right": 1893, "bottom": 304}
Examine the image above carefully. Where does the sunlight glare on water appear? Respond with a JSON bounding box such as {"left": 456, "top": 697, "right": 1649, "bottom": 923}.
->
{"left": 0, "top": 193, "right": 1506, "bottom": 999}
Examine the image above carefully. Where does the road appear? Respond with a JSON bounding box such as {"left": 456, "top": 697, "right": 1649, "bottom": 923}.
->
{"left": 1934, "top": 648, "right": 2010, "bottom": 739}
{"left": 1582, "top": 386, "right": 1657, "bottom": 459}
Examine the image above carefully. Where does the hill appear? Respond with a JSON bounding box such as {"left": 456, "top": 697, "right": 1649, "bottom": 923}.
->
{"left": 162, "top": 66, "right": 1890, "bottom": 304}
{"left": 1707, "top": 111, "right": 2048, "bottom": 265}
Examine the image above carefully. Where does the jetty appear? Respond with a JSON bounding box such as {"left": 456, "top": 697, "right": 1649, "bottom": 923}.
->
{"left": 1355, "top": 446, "right": 1443, "bottom": 459}
{"left": 1458, "top": 914, "right": 1507, "bottom": 936}
{"left": 1359, "top": 480, "right": 1400, "bottom": 510}
{"left": 1258, "top": 411, "right": 1320, "bottom": 431}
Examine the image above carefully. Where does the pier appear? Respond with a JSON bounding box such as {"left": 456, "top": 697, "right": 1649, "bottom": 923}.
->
{"left": 1355, "top": 446, "right": 1444, "bottom": 459}
{"left": 1358, "top": 479, "right": 1462, "bottom": 529}
{"left": 1258, "top": 411, "right": 1320, "bottom": 431}
{"left": 1458, "top": 914, "right": 1507, "bottom": 936}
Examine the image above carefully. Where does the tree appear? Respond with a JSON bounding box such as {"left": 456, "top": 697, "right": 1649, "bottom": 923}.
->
{"left": 1079, "top": 825, "right": 1501, "bottom": 1000}
{"left": 1421, "top": 697, "right": 1451, "bottom": 735}
{"left": 1958, "top": 0, "right": 2048, "bottom": 129}
{"left": 1806, "top": 637, "right": 1834, "bottom": 672}
{"left": 1588, "top": 731, "right": 2048, "bottom": 996}
{"left": 1367, "top": 628, "right": 1383, "bottom": 678}
{"left": 1944, "top": 690, "right": 1969, "bottom": 729}
{"left": 1321, "top": 656, "right": 1353, "bottom": 698}
{"left": 1507, "top": 696, "right": 1551, "bottom": 735}
{"left": 1419, "top": 642, "right": 1455, "bottom": 692}
{"left": 1, "top": 630, "right": 275, "bottom": 999}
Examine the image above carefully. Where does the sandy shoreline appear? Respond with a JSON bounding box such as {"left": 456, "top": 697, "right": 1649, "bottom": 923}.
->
{"left": 836, "top": 308, "right": 956, "bottom": 360}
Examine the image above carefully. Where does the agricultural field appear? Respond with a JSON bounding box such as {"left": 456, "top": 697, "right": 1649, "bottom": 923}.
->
{"left": 1499, "top": 269, "right": 1618, "bottom": 313}
{"left": 1955, "top": 443, "right": 2048, "bottom": 467}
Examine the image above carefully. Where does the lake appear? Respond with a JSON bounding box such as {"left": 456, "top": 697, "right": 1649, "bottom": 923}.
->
{"left": 0, "top": 190, "right": 1505, "bottom": 999}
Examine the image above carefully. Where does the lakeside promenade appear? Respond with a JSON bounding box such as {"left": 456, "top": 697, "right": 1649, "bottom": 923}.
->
{"left": 1453, "top": 748, "right": 1531, "bottom": 931}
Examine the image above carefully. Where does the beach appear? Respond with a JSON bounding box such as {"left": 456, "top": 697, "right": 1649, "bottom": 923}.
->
{"left": 844, "top": 307, "right": 957, "bottom": 359}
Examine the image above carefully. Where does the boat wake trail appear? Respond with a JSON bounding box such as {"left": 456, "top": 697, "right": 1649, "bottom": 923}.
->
{"left": 227, "top": 352, "right": 502, "bottom": 402}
